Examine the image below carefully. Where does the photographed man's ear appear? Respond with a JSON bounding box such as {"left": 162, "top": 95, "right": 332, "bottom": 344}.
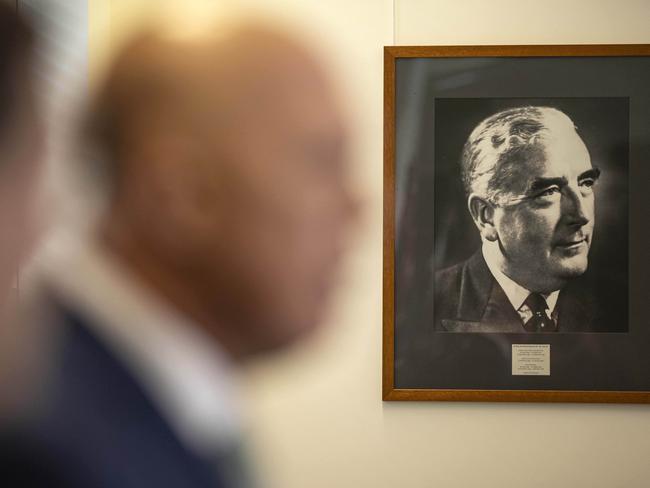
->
{"left": 468, "top": 194, "right": 498, "bottom": 242}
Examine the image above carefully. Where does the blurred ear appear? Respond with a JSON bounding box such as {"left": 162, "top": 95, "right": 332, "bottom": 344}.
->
{"left": 467, "top": 194, "right": 497, "bottom": 242}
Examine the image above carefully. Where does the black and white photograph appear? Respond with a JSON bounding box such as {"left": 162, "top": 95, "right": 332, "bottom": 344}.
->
{"left": 384, "top": 46, "right": 650, "bottom": 401}
{"left": 432, "top": 98, "right": 628, "bottom": 334}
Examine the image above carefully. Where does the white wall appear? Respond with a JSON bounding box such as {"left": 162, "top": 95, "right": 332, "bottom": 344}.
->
{"left": 87, "top": 2, "right": 650, "bottom": 487}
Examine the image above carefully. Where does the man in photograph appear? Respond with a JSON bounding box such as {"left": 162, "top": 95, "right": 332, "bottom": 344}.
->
{"left": 434, "top": 106, "right": 603, "bottom": 333}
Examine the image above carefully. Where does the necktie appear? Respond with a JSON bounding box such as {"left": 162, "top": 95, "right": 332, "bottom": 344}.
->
{"left": 523, "top": 292, "right": 556, "bottom": 332}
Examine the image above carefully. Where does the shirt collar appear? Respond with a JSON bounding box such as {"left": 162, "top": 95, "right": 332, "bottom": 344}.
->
{"left": 42, "top": 233, "right": 243, "bottom": 456}
{"left": 482, "top": 240, "right": 560, "bottom": 313}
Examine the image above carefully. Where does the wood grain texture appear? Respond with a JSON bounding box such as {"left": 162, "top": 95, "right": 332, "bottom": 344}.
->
{"left": 384, "top": 389, "right": 650, "bottom": 404}
{"left": 385, "top": 44, "right": 650, "bottom": 58}
{"left": 382, "top": 44, "right": 650, "bottom": 403}
{"left": 382, "top": 47, "right": 396, "bottom": 400}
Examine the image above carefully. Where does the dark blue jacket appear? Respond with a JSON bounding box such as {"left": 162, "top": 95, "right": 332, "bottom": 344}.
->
{"left": 0, "top": 306, "right": 230, "bottom": 488}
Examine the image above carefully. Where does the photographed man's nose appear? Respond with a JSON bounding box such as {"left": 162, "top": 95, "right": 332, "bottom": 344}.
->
{"left": 562, "top": 186, "right": 590, "bottom": 227}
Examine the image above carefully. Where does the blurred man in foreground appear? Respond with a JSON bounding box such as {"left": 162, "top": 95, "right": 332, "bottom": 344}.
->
{"left": 0, "top": 3, "right": 44, "bottom": 318}
{"left": 0, "top": 21, "right": 356, "bottom": 487}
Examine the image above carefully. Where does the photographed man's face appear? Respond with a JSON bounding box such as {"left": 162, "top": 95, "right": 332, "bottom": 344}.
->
{"left": 492, "top": 128, "right": 598, "bottom": 292}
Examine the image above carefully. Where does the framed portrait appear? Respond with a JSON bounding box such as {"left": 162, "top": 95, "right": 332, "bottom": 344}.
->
{"left": 383, "top": 45, "right": 650, "bottom": 402}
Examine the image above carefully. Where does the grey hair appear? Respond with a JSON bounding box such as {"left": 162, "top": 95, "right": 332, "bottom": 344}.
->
{"left": 460, "top": 106, "right": 579, "bottom": 204}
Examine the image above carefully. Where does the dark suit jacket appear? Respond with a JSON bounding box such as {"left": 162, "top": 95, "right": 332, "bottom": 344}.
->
{"left": 0, "top": 299, "right": 231, "bottom": 488}
{"left": 434, "top": 251, "right": 600, "bottom": 333}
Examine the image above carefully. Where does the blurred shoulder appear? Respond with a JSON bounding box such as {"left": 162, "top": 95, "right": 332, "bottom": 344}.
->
{"left": 0, "top": 428, "right": 80, "bottom": 487}
{"left": 0, "top": 287, "right": 87, "bottom": 487}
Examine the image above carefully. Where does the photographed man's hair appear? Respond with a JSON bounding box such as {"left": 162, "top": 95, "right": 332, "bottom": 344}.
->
{"left": 0, "top": 3, "right": 35, "bottom": 136}
{"left": 461, "top": 106, "right": 579, "bottom": 204}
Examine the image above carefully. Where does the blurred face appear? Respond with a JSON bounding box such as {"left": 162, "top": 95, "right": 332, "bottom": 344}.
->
{"left": 0, "top": 61, "right": 44, "bottom": 303}
{"left": 105, "top": 34, "right": 357, "bottom": 358}
{"left": 492, "top": 128, "right": 597, "bottom": 293}
{"left": 175, "top": 59, "right": 357, "bottom": 355}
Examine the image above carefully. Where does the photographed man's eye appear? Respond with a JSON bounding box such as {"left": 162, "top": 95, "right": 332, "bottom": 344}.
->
{"left": 579, "top": 178, "right": 597, "bottom": 195}
{"left": 537, "top": 186, "right": 560, "bottom": 198}
{"left": 579, "top": 178, "right": 595, "bottom": 188}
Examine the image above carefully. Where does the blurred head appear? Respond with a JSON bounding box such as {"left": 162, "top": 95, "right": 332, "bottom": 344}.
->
{"left": 462, "top": 107, "right": 598, "bottom": 293}
{"left": 0, "top": 5, "right": 44, "bottom": 302}
{"left": 88, "top": 23, "right": 357, "bottom": 358}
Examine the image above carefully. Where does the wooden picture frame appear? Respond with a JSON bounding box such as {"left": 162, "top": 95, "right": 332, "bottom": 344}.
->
{"left": 383, "top": 45, "right": 650, "bottom": 403}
